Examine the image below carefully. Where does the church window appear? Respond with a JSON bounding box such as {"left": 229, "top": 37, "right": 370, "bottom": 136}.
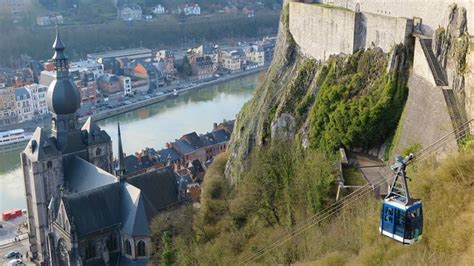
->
{"left": 85, "top": 241, "right": 96, "bottom": 259}
{"left": 124, "top": 239, "right": 132, "bottom": 256}
{"left": 136, "top": 241, "right": 146, "bottom": 257}
{"left": 96, "top": 148, "right": 102, "bottom": 156}
{"left": 107, "top": 234, "right": 118, "bottom": 251}
{"left": 47, "top": 161, "right": 53, "bottom": 169}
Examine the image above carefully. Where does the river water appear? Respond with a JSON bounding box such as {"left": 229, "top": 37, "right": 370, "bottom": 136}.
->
{"left": 0, "top": 72, "right": 260, "bottom": 212}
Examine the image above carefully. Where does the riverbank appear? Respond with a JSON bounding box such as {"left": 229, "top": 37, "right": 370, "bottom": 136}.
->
{"left": 85, "top": 66, "right": 267, "bottom": 123}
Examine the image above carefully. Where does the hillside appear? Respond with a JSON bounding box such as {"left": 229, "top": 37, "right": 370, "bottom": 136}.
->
{"left": 147, "top": 1, "right": 473, "bottom": 264}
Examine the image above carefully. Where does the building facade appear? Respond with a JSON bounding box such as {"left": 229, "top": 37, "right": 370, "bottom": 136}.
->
{"left": 22, "top": 30, "right": 180, "bottom": 266}
{"left": 25, "top": 83, "right": 49, "bottom": 118}
{"left": 15, "top": 87, "right": 33, "bottom": 123}
{"left": 0, "top": 86, "right": 18, "bottom": 126}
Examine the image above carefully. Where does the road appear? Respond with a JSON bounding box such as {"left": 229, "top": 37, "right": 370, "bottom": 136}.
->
{"left": 0, "top": 238, "right": 32, "bottom": 265}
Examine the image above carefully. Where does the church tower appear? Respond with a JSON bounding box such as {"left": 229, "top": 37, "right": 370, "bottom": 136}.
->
{"left": 21, "top": 28, "right": 113, "bottom": 265}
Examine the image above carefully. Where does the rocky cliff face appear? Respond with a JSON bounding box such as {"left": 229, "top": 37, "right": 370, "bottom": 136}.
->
{"left": 433, "top": 4, "right": 471, "bottom": 120}
{"left": 225, "top": 1, "right": 412, "bottom": 184}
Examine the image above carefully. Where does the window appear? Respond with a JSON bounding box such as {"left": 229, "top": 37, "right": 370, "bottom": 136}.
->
{"left": 47, "top": 161, "right": 53, "bottom": 169}
{"left": 85, "top": 241, "right": 96, "bottom": 259}
{"left": 136, "top": 241, "right": 146, "bottom": 257}
{"left": 107, "top": 234, "right": 118, "bottom": 251}
{"left": 96, "top": 148, "right": 102, "bottom": 156}
{"left": 124, "top": 240, "right": 132, "bottom": 256}
{"left": 384, "top": 207, "right": 393, "bottom": 223}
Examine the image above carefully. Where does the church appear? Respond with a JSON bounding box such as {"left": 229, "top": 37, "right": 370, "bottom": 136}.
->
{"left": 21, "top": 30, "right": 180, "bottom": 265}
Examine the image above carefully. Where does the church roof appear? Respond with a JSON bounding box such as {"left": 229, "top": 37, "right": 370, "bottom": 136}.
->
{"left": 127, "top": 167, "right": 179, "bottom": 221}
{"left": 81, "top": 117, "right": 111, "bottom": 146}
{"left": 23, "top": 127, "right": 60, "bottom": 161}
{"left": 65, "top": 156, "right": 117, "bottom": 194}
{"left": 63, "top": 183, "right": 122, "bottom": 238}
{"left": 121, "top": 183, "right": 150, "bottom": 236}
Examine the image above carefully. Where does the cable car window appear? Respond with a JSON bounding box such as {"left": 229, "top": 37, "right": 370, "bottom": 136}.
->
{"left": 385, "top": 207, "right": 393, "bottom": 222}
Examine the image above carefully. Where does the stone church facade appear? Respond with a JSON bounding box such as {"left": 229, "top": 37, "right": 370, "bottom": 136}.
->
{"left": 22, "top": 30, "right": 180, "bottom": 266}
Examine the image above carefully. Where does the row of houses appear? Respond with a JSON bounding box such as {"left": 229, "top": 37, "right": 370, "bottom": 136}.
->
{"left": 0, "top": 84, "right": 49, "bottom": 125}
{"left": 118, "top": 120, "right": 234, "bottom": 202}
{"left": 118, "top": 3, "right": 202, "bottom": 22}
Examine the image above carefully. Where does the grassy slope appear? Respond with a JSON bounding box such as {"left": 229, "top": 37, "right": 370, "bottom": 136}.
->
{"left": 291, "top": 146, "right": 474, "bottom": 265}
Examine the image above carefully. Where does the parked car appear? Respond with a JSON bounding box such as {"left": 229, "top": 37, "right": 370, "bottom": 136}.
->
{"left": 7, "top": 259, "right": 24, "bottom": 266}
{"left": 4, "top": 251, "right": 20, "bottom": 259}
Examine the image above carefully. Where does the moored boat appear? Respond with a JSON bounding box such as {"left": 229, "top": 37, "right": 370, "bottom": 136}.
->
{"left": 0, "top": 129, "right": 32, "bottom": 146}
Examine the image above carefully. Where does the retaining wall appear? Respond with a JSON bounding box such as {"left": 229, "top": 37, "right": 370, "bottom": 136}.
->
{"left": 289, "top": 2, "right": 412, "bottom": 60}
{"left": 316, "top": 0, "right": 474, "bottom": 36}
{"left": 289, "top": 2, "right": 356, "bottom": 60}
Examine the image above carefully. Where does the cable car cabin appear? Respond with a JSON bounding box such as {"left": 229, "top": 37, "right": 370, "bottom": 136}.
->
{"left": 379, "top": 199, "right": 423, "bottom": 244}
{"left": 380, "top": 154, "right": 423, "bottom": 244}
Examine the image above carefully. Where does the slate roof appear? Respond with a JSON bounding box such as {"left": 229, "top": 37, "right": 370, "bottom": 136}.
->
{"left": 174, "top": 139, "right": 195, "bottom": 155}
{"left": 121, "top": 183, "right": 150, "bottom": 236}
{"left": 64, "top": 156, "right": 117, "bottom": 194}
{"left": 200, "top": 129, "right": 230, "bottom": 146}
{"left": 23, "top": 127, "right": 60, "bottom": 161}
{"left": 158, "top": 147, "right": 181, "bottom": 162}
{"left": 15, "top": 87, "right": 30, "bottom": 100}
{"left": 63, "top": 183, "right": 122, "bottom": 237}
{"left": 127, "top": 167, "right": 179, "bottom": 221}
{"left": 180, "top": 132, "right": 203, "bottom": 149}
{"left": 81, "top": 117, "right": 112, "bottom": 146}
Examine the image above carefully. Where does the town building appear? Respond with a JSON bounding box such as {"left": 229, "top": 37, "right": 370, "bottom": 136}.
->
{"left": 88, "top": 48, "right": 152, "bottom": 62}
{"left": 41, "top": 69, "right": 98, "bottom": 104}
{"left": 133, "top": 62, "right": 165, "bottom": 89}
{"left": 25, "top": 83, "right": 49, "bottom": 118}
{"left": 219, "top": 50, "right": 242, "bottom": 72}
{"left": 0, "top": 87, "right": 18, "bottom": 126}
{"left": 189, "top": 55, "right": 215, "bottom": 80}
{"left": 152, "top": 4, "right": 166, "bottom": 15}
{"left": 22, "top": 30, "right": 181, "bottom": 265}
{"left": 36, "top": 13, "right": 64, "bottom": 26}
{"left": 15, "top": 87, "right": 33, "bottom": 123}
{"left": 119, "top": 76, "right": 132, "bottom": 96}
{"left": 179, "top": 4, "right": 201, "bottom": 16}
{"left": 191, "top": 45, "right": 219, "bottom": 65}
{"left": 97, "top": 74, "right": 121, "bottom": 95}
{"left": 245, "top": 44, "right": 265, "bottom": 67}
{"left": 118, "top": 3, "right": 143, "bottom": 21}
{"left": 70, "top": 60, "right": 105, "bottom": 80}
{"left": 156, "top": 50, "right": 177, "bottom": 78}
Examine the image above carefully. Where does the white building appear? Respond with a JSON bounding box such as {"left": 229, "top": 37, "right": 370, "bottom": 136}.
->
{"left": 15, "top": 87, "right": 33, "bottom": 123}
{"left": 180, "top": 4, "right": 201, "bottom": 16}
{"left": 36, "top": 14, "right": 64, "bottom": 26}
{"left": 152, "top": 4, "right": 166, "bottom": 15}
{"left": 244, "top": 44, "right": 265, "bottom": 67}
{"left": 25, "top": 84, "right": 49, "bottom": 118}
{"left": 70, "top": 60, "right": 105, "bottom": 80}
{"left": 119, "top": 3, "right": 142, "bottom": 21}
{"left": 119, "top": 76, "right": 132, "bottom": 96}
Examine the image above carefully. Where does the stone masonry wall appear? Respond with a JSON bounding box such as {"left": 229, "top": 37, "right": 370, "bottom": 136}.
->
{"left": 289, "top": 2, "right": 411, "bottom": 61}
{"left": 289, "top": 2, "right": 357, "bottom": 60}
{"left": 395, "top": 73, "right": 458, "bottom": 155}
{"left": 412, "top": 38, "right": 437, "bottom": 86}
{"left": 316, "top": 0, "right": 474, "bottom": 36}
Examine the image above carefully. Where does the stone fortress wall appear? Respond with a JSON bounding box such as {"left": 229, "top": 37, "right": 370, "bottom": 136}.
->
{"left": 315, "top": 0, "right": 474, "bottom": 36}
{"left": 289, "top": 2, "right": 413, "bottom": 60}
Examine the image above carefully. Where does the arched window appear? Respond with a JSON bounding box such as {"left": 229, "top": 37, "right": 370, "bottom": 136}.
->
{"left": 124, "top": 240, "right": 132, "bottom": 256}
{"left": 136, "top": 241, "right": 146, "bottom": 257}
{"left": 85, "top": 241, "right": 96, "bottom": 260}
{"left": 47, "top": 161, "right": 53, "bottom": 169}
{"left": 107, "top": 234, "right": 117, "bottom": 251}
{"left": 96, "top": 148, "right": 102, "bottom": 156}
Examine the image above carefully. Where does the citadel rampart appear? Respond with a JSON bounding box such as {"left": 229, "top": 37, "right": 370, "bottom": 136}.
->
{"left": 315, "top": 0, "right": 474, "bottom": 36}
{"left": 289, "top": 2, "right": 412, "bottom": 60}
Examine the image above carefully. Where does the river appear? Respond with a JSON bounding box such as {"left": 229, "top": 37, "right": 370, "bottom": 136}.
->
{"left": 0, "top": 72, "right": 261, "bottom": 212}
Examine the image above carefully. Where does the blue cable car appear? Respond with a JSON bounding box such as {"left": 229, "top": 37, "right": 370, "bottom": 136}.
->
{"left": 379, "top": 154, "right": 423, "bottom": 244}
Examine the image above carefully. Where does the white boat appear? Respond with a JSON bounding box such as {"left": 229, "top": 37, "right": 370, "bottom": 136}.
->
{"left": 0, "top": 129, "right": 32, "bottom": 146}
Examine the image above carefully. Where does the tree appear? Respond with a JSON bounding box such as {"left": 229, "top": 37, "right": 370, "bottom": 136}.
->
{"left": 161, "top": 231, "right": 174, "bottom": 266}
{"left": 177, "top": 55, "right": 192, "bottom": 77}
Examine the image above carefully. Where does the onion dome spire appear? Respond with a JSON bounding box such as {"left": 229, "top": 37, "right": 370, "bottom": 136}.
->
{"left": 46, "top": 27, "right": 80, "bottom": 116}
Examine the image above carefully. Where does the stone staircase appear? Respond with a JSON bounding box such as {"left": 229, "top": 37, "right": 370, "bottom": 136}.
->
{"left": 442, "top": 88, "right": 469, "bottom": 140}
{"left": 419, "top": 38, "right": 448, "bottom": 86}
